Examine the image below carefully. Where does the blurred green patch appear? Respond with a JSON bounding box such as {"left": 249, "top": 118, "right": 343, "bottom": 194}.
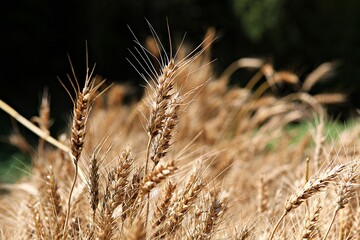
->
{"left": 233, "top": 0, "right": 283, "bottom": 42}
{"left": 265, "top": 119, "right": 359, "bottom": 151}
{"left": 285, "top": 119, "right": 358, "bottom": 143}
{"left": 0, "top": 151, "right": 31, "bottom": 183}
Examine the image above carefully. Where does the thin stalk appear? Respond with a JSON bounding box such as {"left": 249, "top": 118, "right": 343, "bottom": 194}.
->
{"left": 252, "top": 81, "right": 270, "bottom": 100}
{"left": 144, "top": 136, "right": 153, "bottom": 231}
{"left": 0, "top": 99, "right": 69, "bottom": 152}
{"left": 145, "top": 137, "right": 152, "bottom": 176}
{"left": 0, "top": 99, "right": 87, "bottom": 183}
{"left": 62, "top": 162, "right": 78, "bottom": 239}
{"left": 269, "top": 210, "right": 287, "bottom": 240}
{"left": 322, "top": 208, "right": 340, "bottom": 240}
{"left": 305, "top": 157, "right": 310, "bottom": 183}
{"left": 246, "top": 70, "right": 263, "bottom": 90}
{"left": 305, "top": 157, "right": 310, "bottom": 210}
{"left": 129, "top": 137, "right": 153, "bottom": 226}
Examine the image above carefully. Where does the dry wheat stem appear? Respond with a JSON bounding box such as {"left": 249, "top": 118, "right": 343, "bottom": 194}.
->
{"left": 268, "top": 210, "right": 287, "bottom": 240}
{"left": 322, "top": 208, "right": 338, "bottom": 240}
{"left": 143, "top": 55, "right": 179, "bottom": 230}
{"left": 62, "top": 164, "right": 78, "bottom": 239}
{"left": 0, "top": 99, "right": 69, "bottom": 153}
{"left": 0, "top": 98, "right": 87, "bottom": 183}
{"left": 219, "top": 58, "right": 264, "bottom": 83}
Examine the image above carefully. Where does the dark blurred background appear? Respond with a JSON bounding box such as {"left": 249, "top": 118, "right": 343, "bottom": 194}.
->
{"left": 1, "top": 0, "right": 360, "bottom": 141}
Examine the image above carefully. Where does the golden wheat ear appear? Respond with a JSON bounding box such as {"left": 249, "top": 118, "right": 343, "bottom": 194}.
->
{"left": 301, "top": 199, "right": 322, "bottom": 239}
{"left": 269, "top": 163, "right": 346, "bottom": 240}
{"left": 62, "top": 46, "right": 108, "bottom": 239}
{"left": 323, "top": 166, "right": 358, "bottom": 239}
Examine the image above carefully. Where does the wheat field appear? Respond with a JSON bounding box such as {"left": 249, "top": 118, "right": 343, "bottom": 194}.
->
{"left": 0, "top": 27, "right": 359, "bottom": 240}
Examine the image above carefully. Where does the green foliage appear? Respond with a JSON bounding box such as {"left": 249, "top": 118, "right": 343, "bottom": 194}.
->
{"left": 232, "top": 0, "right": 283, "bottom": 42}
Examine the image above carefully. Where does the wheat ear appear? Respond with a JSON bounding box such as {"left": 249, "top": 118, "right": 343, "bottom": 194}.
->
{"left": 29, "top": 203, "right": 44, "bottom": 240}
{"left": 153, "top": 181, "right": 177, "bottom": 228}
{"left": 150, "top": 92, "right": 182, "bottom": 168}
{"left": 31, "top": 89, "right": 51, "bottom": 155}
{"left": 197, "top": 193, "right": 227, "bottom": 239}
{"left": 302, "top": 199, "right": 322, "bottom": 240}
{"left": 258, "top": 175, "right": 268, "bottom": 213}
{"left": 269, "top": 164, "right": 345, "bottom": 240}
{"left": 97, "top": 171, "right": 116, "bottom": 240}
{"left": 96, "top": 148, "right": 133, "bottom": 239}
{"left": 146, "top": 59, "right": 178, "bottom": 172}
{"left": 322, "top": 166, "right": 358, "bottom": 240}
{"left": 142, "top": 161, "right": 177, "bottom": 194}
{"left": 89, "top": 150, "right": 100, "bottom": 220}
{"left": 167, "top": 175, "right": 206, "bottom": 236}
{"left": 62, "top": 57, "right": 105, "bottom": 239}
{"left": 45, "top": 168, "right": 64, "bottom": 240}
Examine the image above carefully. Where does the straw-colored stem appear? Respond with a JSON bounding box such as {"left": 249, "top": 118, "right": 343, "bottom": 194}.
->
{"left": 322, "top": 208, "right": 339, "bottom": 240}
{"left": 0, "top": 99, "right": 88, "bottom": 184}
{"left": 269, "top": 210, "right": 287, "bottom": 240}
{"left": 145, "top": 137, "right": 152, "bottom": 176}
{"left": 246, "top": 70, "right": 263, "bottom": 90}
{"left": 252, "top": 81, "right": 270, "bottom": 99}
{"left": 62, "top": 162, "right": 78, "bottom": 239}
{"left": 305, "top": 157, "right": 310, "bottom": 183}
{"left": 144, "top": 136, "right": 153, "bottom": 231}
{"left": 0, "top": 99, "right": 69, "bottom": 153}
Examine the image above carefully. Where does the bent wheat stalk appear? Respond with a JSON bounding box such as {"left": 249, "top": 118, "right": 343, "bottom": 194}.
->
{"left": 0, "top": 99, "right": 69, "bottom": 153}
{"left": 0, "top": 99, "right": 89, "bottom": 187}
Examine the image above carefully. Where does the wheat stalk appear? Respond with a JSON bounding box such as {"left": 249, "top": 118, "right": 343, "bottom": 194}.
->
{"left": 0, "top": 99, "right": 69, "bottom": 152}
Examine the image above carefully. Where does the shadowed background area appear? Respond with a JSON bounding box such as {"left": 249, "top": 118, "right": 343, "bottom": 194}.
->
{"left": 1, "top": 0, "right": 360, "bottom": 140}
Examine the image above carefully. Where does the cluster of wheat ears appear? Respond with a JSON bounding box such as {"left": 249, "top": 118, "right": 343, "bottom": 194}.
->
{"left": 0, "top": 25, "right": 359, "bottom": 240}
